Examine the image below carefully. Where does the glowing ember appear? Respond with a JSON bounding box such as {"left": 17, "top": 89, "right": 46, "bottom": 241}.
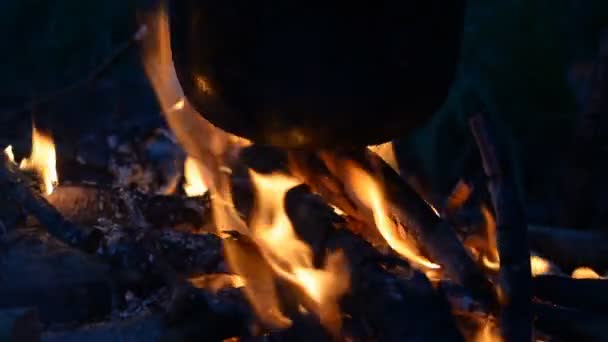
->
{"left": 480, "top": 205, "right": 500, "bottom": 271}
{"left": 19, "top": 125, "right": 58, "bottom": 195}
{"left": 183, "top": 156, "right": 209, "bottom": 196}
{"left": 572, "top": 267, "right": 603, "bottom": 279}
{"left": 474, "top": 319, "right": 502, "bottom": 342}
{"left": 188, "top": 273, "right": 245, "bottom": 292}
{"left": 344, "top": 161, "right": 439, "bottom": 270}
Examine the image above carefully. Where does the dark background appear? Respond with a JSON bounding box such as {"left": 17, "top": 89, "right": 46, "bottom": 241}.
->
{"left": 1, "top": 0, "right": 608, "bottom": 225}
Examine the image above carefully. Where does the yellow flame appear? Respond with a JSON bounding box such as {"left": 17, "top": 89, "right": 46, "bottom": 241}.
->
{"left": 249, "top": 171, "right": 350, "bottom": 333}
{"left": 530, "top": 255, "right": 552, "bottom": 277}
{"left": 344, "top": 162, "right": 439, "bottom": 270}
{"left": 183, "top": 156, "right": 209, "bottom": 196}
{"left": 19, "top": 126, "right": 58, "bottom": 195}
{"left": 141, "top": 7, "right": 346, "bottom": 331}
{"left": 3, "top": 145, "right": 15, "bottom": 163}
{"left": 572, "top": 267, "right": 603, "bottom": 279}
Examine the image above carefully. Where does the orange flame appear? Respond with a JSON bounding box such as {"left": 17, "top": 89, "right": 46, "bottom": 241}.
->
{"left": 141, "top": 7, "right": 348, "bottom": 332}
{"left": 572, "top": 267, "right": 603, "bottom": 279}
{"left": 343, "top": 161, "right": 439, "bottom": 270}
{"left": 188, "top": 273, "right": 245, "bottom": 293}
{"left": 183, "top": 156, "right": 209, "bottom": 196}
{"left": 19, "top": 125, "right": 58, "bottom": 195}
{"left": 3, "top": 145, "right": 15, "bottom": 163}
{"left": 249, "top": 171, "right": 349, "bottom": 333}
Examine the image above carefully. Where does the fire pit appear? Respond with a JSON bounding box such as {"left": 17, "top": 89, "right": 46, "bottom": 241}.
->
{"left": 1, "top": 3, "right": 608, "bottom": 342}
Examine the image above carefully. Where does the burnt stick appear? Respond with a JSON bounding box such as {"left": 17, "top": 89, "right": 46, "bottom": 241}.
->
{"left": 470, "top": 112, "right": 532, "bottom": 342}
{"left": 0, "top": 155, "right": 102, "bottom": 252}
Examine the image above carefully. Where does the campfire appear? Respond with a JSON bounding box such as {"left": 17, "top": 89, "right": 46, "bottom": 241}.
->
{"left": 2, "top": 5, "right": 608, "bottom": 342}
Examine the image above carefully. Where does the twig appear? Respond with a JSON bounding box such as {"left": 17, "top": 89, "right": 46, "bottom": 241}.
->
{"left": 0, "top": 26, "right": 148, "bottom": 119}
{"left": 470, "top": 112, "right": 532, "bottom": 342}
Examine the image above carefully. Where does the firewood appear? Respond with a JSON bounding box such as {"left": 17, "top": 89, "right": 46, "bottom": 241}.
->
{"left": 470, "top": 112, "right": 532, "bottom": 342}
{"left": 0, "top": 307, "right": 41, "bottom": 342}
{"left": 286, "top": 186, "right": 465, "bottom": 341}
{"left": 533, "top": 302, "right": 608, "bottom": 341}
{"left": 533, "top": 275, "right": 608, "bottom": 313}
{"left": 288, "top": 149, "right": 496, "bottom": 309}
{"left": 527, "top": 224, "right": 608, "bottom": 271}
{"left": 0, "top": 228, "right": 112, "bottom": 324}
{"left": 44, "top": 288, "right": 250, "bottom": 342}
{"left": 0, "top": 154, "right": 102, "bottom": 252}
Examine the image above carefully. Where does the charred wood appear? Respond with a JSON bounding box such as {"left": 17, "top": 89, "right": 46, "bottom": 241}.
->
{"left": 47, "top": 185, "right": 209, "bottom": 231}
{"left": 533, "top": 275, "right": 608, "bottom": 313}
{"left": 470, "top": 113, "right": 532, "bottom": 342}
{"left": 533, "top": 302, "right": 608, "bottom": 341}
{"left": 0, "top": 155, "right": 103, "bottom": 252}
{"left": 527, "top": 224, "right": 608, "bottom": 272}
{"left": 0, "top": 228, "right": 112, "bottom": 324}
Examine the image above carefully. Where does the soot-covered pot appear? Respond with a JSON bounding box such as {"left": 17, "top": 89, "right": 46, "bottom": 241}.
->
{"left": 169, "top": 0, "right": 466, "bottom": 148}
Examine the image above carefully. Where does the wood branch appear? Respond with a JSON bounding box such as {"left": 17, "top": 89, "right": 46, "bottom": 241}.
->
{"left": 0, "top": 156, "right": 103, "bottom": 252}
{"left": 533, "top": 275, "right": 608, "bottom": 313}
{"left": 533, "top": 302, "right": 608, "bottom": 341}
{"left": 527, "top": 224, "right": 608, "bottom": 271}
{"left": 470, "top": 113, "right": 532, "bottom": 342}
{"left": 0, "top": 26, "right": 147, "bottom": 120}
{"left": 289, "top": 148, "right": 495, "bottom": 307}
{"left": 0, "top": 308, "right": 41, "bottom": 342}
{"left": 285, "top": 186, "right": 465, "bottom": 341}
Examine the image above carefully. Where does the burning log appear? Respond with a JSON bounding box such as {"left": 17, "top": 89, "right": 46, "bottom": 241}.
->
{"left": 285, "top": 186, "right": 465, "bottom": 341}
{"left": 470, "top": 113, "right": 532, "bottom": 342}
{"left": 0, "top": 308, "right": 41, "bottom": 342}
{"left": 533, "top": 275, "right": 608, "bottom": 313}
{"left": 288, "top": 149, "right": 495, "bottom": 307}
{"left": 527, "top": 224, "right": 608, "bottom": 271}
